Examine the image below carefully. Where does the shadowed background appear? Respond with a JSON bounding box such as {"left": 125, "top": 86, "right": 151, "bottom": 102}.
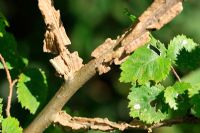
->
{"left": 0, "top": 0, "right": 200, "bottom": 133}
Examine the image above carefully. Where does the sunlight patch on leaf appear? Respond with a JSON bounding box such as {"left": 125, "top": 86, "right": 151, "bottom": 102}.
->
{"left": 0, "top": 62, "right": 13, "bottom": 70}
{"left": 120, "top": 46, "right": 171, "bottom": 84}
{"left": 2, "top": 117, "right": 23, "bottom": 133}
{"left": 186, "top": 83, "right": 200, "bottom": 118}
{"left": 190, "top": 94, "right": 200, "bottom": 118}
{"left": 128, "top": 84, "right": 167, "bottom": 124}
{"left": 17, "top": 73, "right": 39, "bottom": 114}
{"left": 167, "top": 35, "right": 198, "bottom": 62}
{"left": 0, "top": 13, "right": 9, "bottom": 38}
{"left": 164, "top": 82, "right": 191, "bottom": 110}
{"left": 16, "top": 68, "right": 48, "bottom": 114}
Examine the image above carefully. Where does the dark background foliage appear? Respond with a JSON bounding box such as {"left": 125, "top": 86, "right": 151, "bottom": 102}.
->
{"left": 0, "top": 0, "right": 200, "bottom": 133}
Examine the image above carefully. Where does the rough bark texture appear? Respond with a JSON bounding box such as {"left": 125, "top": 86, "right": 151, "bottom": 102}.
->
{"left": 39, "top": 0, "right": 83, "bottom": 81}
{"left": 24, "top": 0, "right": 183, "bottom": 133}
{"left": 54, "top": 111, "right": 200, "bottom": 132}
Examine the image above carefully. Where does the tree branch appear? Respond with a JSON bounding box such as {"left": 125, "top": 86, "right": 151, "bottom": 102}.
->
{"left": 24, "top": 0, "right": 183, "bottom": 132}
{"left": 24, "top": 60, "right": 97, "bottom": 133}
{"left": 54, "top": 111, "right": 200, "bottom": 132}
{"left": 0, "top": 54, "right": 17, "bottom": 117}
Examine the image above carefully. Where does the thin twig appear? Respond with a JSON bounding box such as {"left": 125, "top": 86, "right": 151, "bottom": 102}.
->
{"left": 6, "top": 79, "right": 18, "bottom": 116}
{"left": 171, "top": 66, "right": 181, "bottom": 82}
{"left": 53, "top": 111, "right": 200, "bottom": 132}
{"left": 0, "top": 54, "right": 17, "bottom": 117}
{"left": 24, "top": 0, "right": 183, "bottom": 133}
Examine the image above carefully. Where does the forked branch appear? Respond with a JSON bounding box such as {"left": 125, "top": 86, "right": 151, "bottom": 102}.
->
{"left": 24, "top": 0, "right": 183, "bottom": 133}
{"left": 0, "top": 54, "right": 17, "bottom": 117}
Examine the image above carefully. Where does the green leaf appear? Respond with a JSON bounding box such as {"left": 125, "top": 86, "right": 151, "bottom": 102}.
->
{"left": 167, "top": 35, "right": 198, "bottom": 62}
{"left": 0, "top": 13, "right": 9, "bottom": 37}
{"left": 0, "top": 20, "right": 6, "bottom": 37}
{"left": 182, "top": 68, "right": 200, "bottom": 85}
{"left": 187, "top": 83, "right": 200, "bottom": 98}
{"left": 16, "top": 68, "right": 48, "bottom": 114}
{"left": 0, "top": 12, "right": 9, "bottom": 27}
{"left": 0, "top": 14, "right": 27, "bottom": 72}
{"left": 17, "top": 73, "right": 38, "bottom": 114}
{"left": 176, "top": 48, "right": 200, "bottom": 72}
{"left": 2, "top": 117, "right": 23, "bottom": 133}
{"left": 0, "top": 62, "right": 13, "bottom": 70}
{"left": 164, "top": 86, "right": 177, "bottom": 110}
{"left": 164, "top": 82, "right": 191, "bottom": 110}
{"left": 0, "top": 32, "right": 27, "bottom": 71}
{"left": 190, "top": 94, "right": 200, "bottom": 117}
{"left": 186, "top": 84, "right": 200, "bottom": 117}
{"left": 120, "top": 46, "right": 171, "bottom": 84}
{"left": 123, "top": 8, "right": 137, "bottom": 22}
{"left": 149, "top": 35, "right": 167, "bottom": 56}
{"left": 128, "top": 84, "right": 167, "bottom": 124}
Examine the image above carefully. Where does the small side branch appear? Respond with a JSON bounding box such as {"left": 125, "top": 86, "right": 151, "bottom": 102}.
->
{"left": 24, "top": 0, "right": 184, "bottom": 133}
{"left": 147, "top": 116, "right": 200, "bottom": 130}
{"left": 54, "top": 111, "right": 200, "bottom": 132}
{"left": 171, "top": 66, "right": 181, "bottom": 82}
{"left": 0, "top": 54, "right": 17, "bottom": 117}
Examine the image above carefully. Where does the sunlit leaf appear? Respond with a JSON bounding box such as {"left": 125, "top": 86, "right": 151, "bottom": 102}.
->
{"left": 186, "top": 83, "right": 200, "bottom": 117}
{"left": 123, "top": 8, "right": 137, "bottom": 22}
{"left": 190, "top": 94, "right": 200, "bottom": 118}
{"left": 128, "top": 84, "right": 167, "bottom": 123}
{"left": 0, "top": 15, "right": 27, "bottom": 71}
{"left": 2, "top": 117, "right": 23, "bottom": 133}
{"left": 167, "top": 35, "right": 198, "bottom": 62}
{"left": 16, "top": 68, "right": 48, "bottom": 114}
{"left": 120, "top": 46, "right": 171, "bottom": 84}
{"left": 164, "top": 82, "right": 191, "bottom": 110}
{"left": 0, "top": 62, "right": 13, "bottom": 70}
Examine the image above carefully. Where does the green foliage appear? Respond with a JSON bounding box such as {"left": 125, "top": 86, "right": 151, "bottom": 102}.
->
{"left": 164, "top": 82, "right": 191, "bottom": 110}
{"left": 17, "top": 68, "right": 48, "bottom": 114}
{"left": 188, "top": 84, "right": 200, "bottom": 97}
{"left": 0, "top": 16, "right": 28, "bottom": 71}
{"left": 120, "top": 35, "right": 198, "bottom": 85}
{"left": 120, "top": 46, "right": 171, "bottom": 84}
{"left": 0, "top": 62, "right": 13, "bottom": 70}
{"left": 128, "top": 84, "right": 167, "bottom": 123}
{"left": 0, "top": 13, "right": 9, "bottom": 37}
{"left": 177, "top": 48, "right": 200, "bottom": 72}
{"left": 123, "top": 8, "right": 137, "bottom": 22}
{"left": 0, "top": 20, "right": 5, "bottom": 37}
{"left": 187, "top": 84, "right": 200, "bottom": 117}
{"left": 120, "top": 35, "right": 200, "bottom": 124}
{"left": 0, "top": 15, "right": 13, "bottom": 69}
{"left": 167, "top": 35, "right": 198, "bottom": 63}
{"left": 190, "top": 94, "right": 200, "bottom": 117}
{"left": 182, "top": 69, "right": 200, "bottom": 85}
{"left": 0, "top": 14, "right": 48, "bottom": 131}
{"left": 0, "top": 1, "right": 200, "bottom": 132}
{"left": 2, "top": 117, "right": 23, "bottom": 133}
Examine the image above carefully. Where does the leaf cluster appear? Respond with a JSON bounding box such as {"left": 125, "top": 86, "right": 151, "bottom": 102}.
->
{"left": 120, "top": 35, "right": 200, "bottom": 124}
{"left": 0, "top": 14, "right": 48, "bottom": 132}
